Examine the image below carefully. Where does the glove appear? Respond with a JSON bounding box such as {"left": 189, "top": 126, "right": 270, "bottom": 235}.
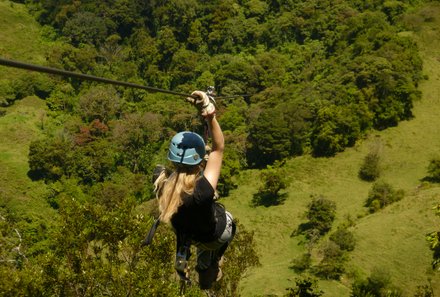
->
{"left": 185, "top": 91, "right": 216, "bottom": 117}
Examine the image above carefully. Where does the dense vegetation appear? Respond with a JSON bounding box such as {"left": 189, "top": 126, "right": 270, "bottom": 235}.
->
{"left": 1, "top": 0, "right": 437, "bottom": 296}
{"left": 5, "top": 0, "right": 424, "bottom": 166}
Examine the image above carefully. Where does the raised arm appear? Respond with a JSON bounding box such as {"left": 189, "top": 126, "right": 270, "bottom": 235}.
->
{"left": 186, "top": 90, "right": 224, "bottom": 190}
{"left": 203, "top": 114, "right": 224, "bottom": 190}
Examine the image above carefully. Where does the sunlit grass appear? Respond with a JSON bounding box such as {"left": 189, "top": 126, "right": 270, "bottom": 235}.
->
{"left": 224, "top": 3, "right": 440, "bottom": 296}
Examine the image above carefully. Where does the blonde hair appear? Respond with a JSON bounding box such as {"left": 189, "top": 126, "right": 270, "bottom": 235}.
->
{"left": 155, "top": 165, "right": 201, "bottom": 224}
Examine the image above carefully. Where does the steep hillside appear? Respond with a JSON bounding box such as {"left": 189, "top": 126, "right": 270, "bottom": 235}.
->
{"left": 223, "top": 3, "right": 440, "bottom": 296}
{"left": 1, "top": 1, "right": 440, "bottom": 296}
{"left": 0, "top": 0, "right": 55, "bottom": 253}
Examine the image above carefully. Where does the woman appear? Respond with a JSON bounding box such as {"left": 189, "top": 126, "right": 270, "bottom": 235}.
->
{"left": 154, "top": 90, "right": 235, "bottom": 290}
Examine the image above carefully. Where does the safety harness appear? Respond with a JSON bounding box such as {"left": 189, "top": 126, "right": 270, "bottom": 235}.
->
{"left": 142, "top": 217, "right": 192, "bottom": 295}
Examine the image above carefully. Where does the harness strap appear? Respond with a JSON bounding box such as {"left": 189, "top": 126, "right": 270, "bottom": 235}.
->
{"left": 141, "top": 218, "right": 160, "bottom": 247}
{"left": 176, "top": 231, "right": 192, "bottom": 296}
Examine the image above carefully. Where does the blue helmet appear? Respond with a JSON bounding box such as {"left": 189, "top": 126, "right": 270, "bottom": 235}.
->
{"left": 167, "top": 131, "right": 206, "bottom": 165}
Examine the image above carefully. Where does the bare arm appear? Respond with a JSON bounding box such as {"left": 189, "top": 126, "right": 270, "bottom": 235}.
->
{"left": 203, "top": 114, "right": 224, "bottom": 190}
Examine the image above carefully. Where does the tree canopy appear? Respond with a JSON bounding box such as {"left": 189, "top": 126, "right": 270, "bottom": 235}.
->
{"left": 1, "top": 0, "right": 428, "bottom": 295}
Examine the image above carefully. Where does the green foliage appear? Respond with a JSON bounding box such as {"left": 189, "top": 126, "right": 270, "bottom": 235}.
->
{"left": 217, "top": 146, "right": 240, "bottom": 197}
{"left": 359, "top": 151, "right": 381, "bottom": 182}
{"left": 426, "top": 158, "right": 440, "bottom": 182}
{"left": 290, "top": 252, "right": 312, "bottom": 273}
{"left": 111, "top": 112, "right": 165, "bottom": 174}
{"left": 0, "top": 72, "right": 55, "bottom": 106}
{"left": 284, "top": 276, "right": 324, "bottom": 297}
{"left": 310, "top": 103, "right": 368, "bottom": 157}
{"left": 28, "top": 136, "right": 74, "bottom": 181}
{"left": 426, "top": 204, "right": 440, "bottom": 271}
{"left": 414, "top": 282, "right": 435, "bottom": 297}
{"left": 305, "top": 196, "right": 337, "bottom": 236}
{"left": 350, "top": 268, "right": 403, "bottom": 297}
{"left": 31, "top": 178, "right": 182, "bottom": 296}
{"left": 78, "top": 86, "right": 124, "bottom": 123}
{"left": 329, "top": 228, "right": 356, "bottom": 252}
{"left": 365, "top": 181, "right": 404, "bottom": 213}
{"left": 62, "top": 11, "right": 108, "bottom": 46}
{"left": 312, "top": 241, "right": 348, "bottom": 280}
{"left": 2, "top": 0, "right": 433, "bottom": 295}
{"left": 17, "top": 0, "right": 424, "bottom": 166}
{"left": 251, "top": 165, "right": 288, "bottom": 207}
{"left": 45, "top": 83, "right": 77, "bottom": 112}
{"left": 210, "top": 221, "right": 260, "bottom": 296}
{"left": 247, "top": 107, "right": 292, "bottom": 167}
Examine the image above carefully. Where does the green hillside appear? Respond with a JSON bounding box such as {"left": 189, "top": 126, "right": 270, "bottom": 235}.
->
{"left": 0, "top": 1, "right": 54, "bottom": 223}
{"left": 223, "top": 3, "right": 440, "bottom": 296}
{"left": 1, "top": 0, "right": 440, "bottom": 296}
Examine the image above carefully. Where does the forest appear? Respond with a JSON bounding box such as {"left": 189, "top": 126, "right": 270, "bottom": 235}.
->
{"left": 1, "top": 0, "right": 439, "bottom": 296}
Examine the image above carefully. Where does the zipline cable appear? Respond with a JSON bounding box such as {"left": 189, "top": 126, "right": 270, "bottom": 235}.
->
{"left": 0, "top": 57, "right": 249, "bottom": 99}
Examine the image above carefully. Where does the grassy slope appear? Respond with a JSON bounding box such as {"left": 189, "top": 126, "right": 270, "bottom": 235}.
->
{"left": 1, "top": 1, "right": 440, "bottom": 296}
{"left": 0, "top": 1, "right": 54, "bottom": 219}
{"left": 224, "top": 4, "right": 440, "bottom": 296}
{"left": 0, "top": 0, "right": 47, "bottom": 72}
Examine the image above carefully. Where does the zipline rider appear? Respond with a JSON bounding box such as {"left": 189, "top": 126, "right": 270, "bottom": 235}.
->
{"left": 153, "top": 90, "right": 236, "bottom": 291}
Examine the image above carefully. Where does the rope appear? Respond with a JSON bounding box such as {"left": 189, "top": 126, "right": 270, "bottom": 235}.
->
{"left": 0, "top": 57, "right": 249, "bottom": 99}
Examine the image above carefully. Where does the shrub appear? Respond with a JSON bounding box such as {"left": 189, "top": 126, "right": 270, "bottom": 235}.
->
{"left": 251, "top": 165, "right": 288, "bottom": 207}
{"left": 210, "top": 221, "right": 260, "bottom": 296}
{"left": 359, "top": 151, "right": 381, "bottom": 181}
{"left": 426, "top": 204, "right": 440, "bottom": 271}
{"left": 329, "top": 228, "right": 356, "bottom": 251}
{"left": 350, "top": 268, "right": 402, "bottom": 297}
{"left": 306, "top": 196, "right": 337, "bottom": 236}
{"left": 28, "top": 137, "right": 74, "bottom": 182}
{"left": 414, "top": 283, "right": 435, "bottom": 297}
{"left": 284, "top": 276, "right": 324, "bottom": 297}
{"left": 290, "top": 252, "right": 312, "bottom": 273}
{"left": 365, "top": 181, "right": 404, "bottom": 213}
{"left": 426, "top": 158, "right": 440, "bottom": 182}
{"left": 312, "top": 241, "right": 348, "bottom": 280}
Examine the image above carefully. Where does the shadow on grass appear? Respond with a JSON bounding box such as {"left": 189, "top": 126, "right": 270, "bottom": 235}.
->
{"left": 27, "top": 169, "right": 44, "bottom": 181}
{"left": 421, "top": 176, "right": 440, "bottom": 183}
{"left": 290, "top": 222, "right": 314, "bottom": 237}
{"left": 250, "top": 192, "right": 287, "bottom": 207}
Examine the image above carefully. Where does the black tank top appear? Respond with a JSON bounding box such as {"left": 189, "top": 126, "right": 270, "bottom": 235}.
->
{"left": 171, "top": 176, "right": 226, "bottom": 243}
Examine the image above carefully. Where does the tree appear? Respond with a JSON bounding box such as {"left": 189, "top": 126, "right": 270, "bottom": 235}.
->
{"left": 34, "top": 178, "right": 181, "bottom": 296}
{"left": 78, "top": 86, "right": 123, "bottom": 123}
{"left": 426, "top": 204, "right": 440, "bottom": 271}
{"left": 359, "top": 151, "right": 381, "bottom": 182}
{"left": 329, "top": 228, "right": 356, "bottom": 252}
{"left": 313, "top": 241, "right": 347, "bottom": 280}
{"left": 426, "top": 158, "right": 440, "bottom": 182}
{"left": 247, "top": 107, "right": 292, "bottom": 167}
{"left": 28, "top": 136, "right": 74, "bottom": 182}
{"left": 62, "top": 11, "right": 108, "bottom": 46}
{"left": 251, "top": 165, "right": 288, "bottom": 207}
{"left": 365, "top": 181, "right": 404, "bottom": 213}
{"left": 111, "top": 112, "right": 164, "bottom": 174}
{"left": 310, "top": 103, "right": 366, "bottom": 157}
{"left": 156, "top": 26, "right": 180, "bottom": 70}
{"left": 169, "top": 48, "right": 202, "bottom": 87}
{"left": 350, "top": 268, "right": 402, "bottom": 297}
{"left": 285, "top": 276, "right": 324, "bottom": 297}
{"left": 305, "top": 196, "right": 337, "bottom": 236}
{"left": 210, "top": 221, "right": 260, "bottom": 296}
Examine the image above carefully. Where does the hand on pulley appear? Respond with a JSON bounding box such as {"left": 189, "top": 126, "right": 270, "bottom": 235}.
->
{"left": 185, "top": 90, "right": 216, "bottom": 117}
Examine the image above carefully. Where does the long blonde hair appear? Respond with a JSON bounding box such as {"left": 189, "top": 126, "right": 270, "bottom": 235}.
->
{"left": 155, "top": 165, "right": 201, "bottom": 224}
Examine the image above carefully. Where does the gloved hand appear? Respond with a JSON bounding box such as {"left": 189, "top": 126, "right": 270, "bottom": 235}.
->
{"left": 185, "top": 90, "right": 216, "bottom": 117}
